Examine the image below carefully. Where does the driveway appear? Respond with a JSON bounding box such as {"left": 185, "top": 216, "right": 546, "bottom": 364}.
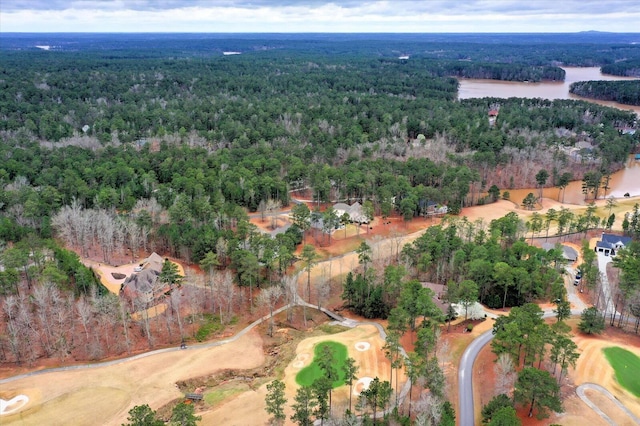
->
{"left": 596, "top": 252, "right": 618, "bottom": 320}
{"left": 565, "top": 265, "right": 589, "bottom": 312}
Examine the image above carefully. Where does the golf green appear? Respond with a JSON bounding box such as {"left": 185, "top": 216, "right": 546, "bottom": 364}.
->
{"left": 603, "top": 346, "right": 640, "bottom": 397}
{"left": 296, "top": 341, "right": 348, "bottom": 388}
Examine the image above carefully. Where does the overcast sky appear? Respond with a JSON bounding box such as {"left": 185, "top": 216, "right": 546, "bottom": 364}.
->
{"left": 2, "top": 0, "right": 640, "bottom": 33}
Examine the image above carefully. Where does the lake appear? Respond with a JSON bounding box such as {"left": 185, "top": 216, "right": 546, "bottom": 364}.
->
{"left": 458, "top": 67, "right": 640, "bottom": 116}
{"left": 458, "top": 67, "right": 640, "bottom": 204}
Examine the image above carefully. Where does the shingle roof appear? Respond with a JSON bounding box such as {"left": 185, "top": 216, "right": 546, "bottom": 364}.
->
{"left": 596, "top": 233, "right": 632, "bottom": 250}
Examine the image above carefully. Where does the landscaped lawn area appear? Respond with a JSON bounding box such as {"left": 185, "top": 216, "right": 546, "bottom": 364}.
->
{"left": 296, "top": 341, "right": 348, "bottom": 388}
{"left": 603, "top": 346, "right": 640, "bottom": 397}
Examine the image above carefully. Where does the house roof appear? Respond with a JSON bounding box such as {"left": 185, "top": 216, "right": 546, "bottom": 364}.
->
{"left": 123, "top": 269, "right": 160, "bottom": 294}
{"left": 333, "top": 202, "right": 368, "bottom": 223}
{"left": 421, "top": 282, "right": 448, "bottom": 314}
{"left": 144, "top": 252, "right": 164, "bottom": 271}
{"left": 122, "top": 252, "right": 165, "bottom": 295}
{"left": 596, "top": 233, "right": 632, "bottom": 250}
{"left": 541, "top": 243, "right": 578, "bottom": 261}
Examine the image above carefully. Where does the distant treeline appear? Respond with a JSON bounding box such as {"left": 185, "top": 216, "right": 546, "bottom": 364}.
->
{"left": 426, "top": 60, "right": 565, "bottom": 82}
{"left": 569, "top": 80, "right": 640, "bottom": 106}
{"left": 601, "top": 59, "right": 640, "bottom": 77}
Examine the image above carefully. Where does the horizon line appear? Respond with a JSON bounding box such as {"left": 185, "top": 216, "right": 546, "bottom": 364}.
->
{"left": 3, "top": 30, "right": 640, "bottom": 35}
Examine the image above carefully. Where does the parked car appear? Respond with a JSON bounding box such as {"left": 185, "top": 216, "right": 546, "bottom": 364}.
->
{"left": 134, "top": 266, "right": 143, "bottom": 272}
{"left": 575, "top": 270, "right": 582, "bottom": 280}
{"left": 573, "top": 278, "right": 580, "bottom": 286}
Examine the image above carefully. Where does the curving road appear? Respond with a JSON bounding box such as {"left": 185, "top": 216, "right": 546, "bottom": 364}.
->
{"left": 576, "top": 383, "right": 640, "bottom": 425}
{"left": 458, "top": 309, "right": 583, "bottom": 426}
{"left": 458, "top": 307, "right": 640, "bottom": 426}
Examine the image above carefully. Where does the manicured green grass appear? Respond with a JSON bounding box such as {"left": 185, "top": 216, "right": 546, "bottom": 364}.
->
{"left": 603, "top": 346, "right": 640, "bottom": 397}
{"left": 295, "top": 341, "right": 348, "bottom": 388}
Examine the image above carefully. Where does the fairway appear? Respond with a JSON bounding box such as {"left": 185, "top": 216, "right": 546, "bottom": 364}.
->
{"left": 603, "top": 346, "right": 640, "bottom": 397}
{"left": 296, "top": 341, "right": 348, "bottom": 387}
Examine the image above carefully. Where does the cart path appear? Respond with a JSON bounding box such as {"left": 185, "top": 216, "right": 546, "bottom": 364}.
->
{"left": 576, "top": 383, "right": 640, "bottom": 426}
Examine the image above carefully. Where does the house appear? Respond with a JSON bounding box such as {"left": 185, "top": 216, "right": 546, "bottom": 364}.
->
{"left": 488, "top": 105, "right": 500, "bottom": 127}
{"left": 333, "top": 202, "right": 369, "bottom": 223}
{"left": 617, "top": 127, "right": 636, "bottom": 136}
{"left": 541, "top": 243, "right": 578, "bottom": 262}
{"left": 595, "top": 233, "right": 632, "bottom": 256}
{"left": 418, "top": 199, "right": 448, "bottom": 217}
{"left": 121, "top": 252, "right": 167, "bottom": 305}
{"left": 421, "top": 282, "right": 449, "bottom": 315}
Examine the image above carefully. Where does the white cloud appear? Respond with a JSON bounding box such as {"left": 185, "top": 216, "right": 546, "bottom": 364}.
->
{"left": 1, "top": 1, "right": 640, "bottom": 32}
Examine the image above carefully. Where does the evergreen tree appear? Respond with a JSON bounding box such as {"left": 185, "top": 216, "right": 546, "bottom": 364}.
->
{"left": 122, "top": 404, "right": 163, "bottom": 426}
{"left": 291, "top": 386, "right": 317, "bottom": 426}
{"left": 265, "top": 379, "right": 287, "bottom": 425}
{"left": 169, "top": 402, "right": 201, "bottom": 426}
{"left": 342, "top": 357, "right": 359, "bottom": 413}
{"left": 578, "top": 307, "right": 605, "bottom": 335}
{"left": 514, "top": 368, "right": 562, "bottom": 419}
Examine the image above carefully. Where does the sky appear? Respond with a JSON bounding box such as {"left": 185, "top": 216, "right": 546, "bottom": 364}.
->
{"left": 1, "top": 0, "right": 640, "bottom": 33}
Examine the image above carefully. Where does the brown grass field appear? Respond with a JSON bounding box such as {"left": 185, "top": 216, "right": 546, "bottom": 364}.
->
{"left": 563, "top": 329, "right": 640, "bottom": 425}
{"left": 0, "top": 330, "right": 264, "bottom": 426}
{"left": 471, "top": 317, "right": 640, "bottom": 425}
{"left": 3, "top": 194, "right": 640, "bottom": 425}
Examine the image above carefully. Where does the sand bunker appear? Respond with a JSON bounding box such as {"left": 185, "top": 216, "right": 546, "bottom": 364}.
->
{"left": 292, "top": 353, "right": 310, "bottom": 369}
{"left": 354, "top": 377, "right": 373, "bottom": 395}
{"left": 355, "top": 342, "right": 371, "bottom": 351}
{"left": 0, "top": 395, "right": 29, "bottom": 416}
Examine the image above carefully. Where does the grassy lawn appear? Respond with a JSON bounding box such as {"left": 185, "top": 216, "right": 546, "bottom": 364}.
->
{"left": 295, "top": 341, "right": 348, "bottom": 387}
{"left": 203, "top": 381, "right": 250, "bottom": 406}
{"left": 603, "top": 346, "right": 640, "bottom": 397}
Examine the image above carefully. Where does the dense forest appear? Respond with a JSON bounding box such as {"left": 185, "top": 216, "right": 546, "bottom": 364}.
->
{"left": 569, "top": 80, "right": 640, "bottom": 106}
{"left": 0, "top": 35, "right": 638, "bottom": 266}
{"left": 342, "top": 214, "right": 566, "bottom": 319}
{"left": 601, "top": 59, "right": 640, "bottom": 77}
{"left": 1, "top": 33, "right": 639, "bottom": 368}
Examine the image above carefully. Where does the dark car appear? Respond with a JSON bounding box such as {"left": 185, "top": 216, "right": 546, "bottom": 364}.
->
{"left": 576, "top": 270, "right": 582, "bottom": 280}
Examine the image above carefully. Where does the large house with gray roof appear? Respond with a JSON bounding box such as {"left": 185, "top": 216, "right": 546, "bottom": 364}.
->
{"left": 595, "top": 233, "right": 632, "bottom": 256}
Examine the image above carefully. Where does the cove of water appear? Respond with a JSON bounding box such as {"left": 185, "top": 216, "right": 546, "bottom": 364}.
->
{"left": 458, "top": 67, "right": 640, "bottom": 116}
{"left": 458, "top": 67, "right": 640, "bottom": 205}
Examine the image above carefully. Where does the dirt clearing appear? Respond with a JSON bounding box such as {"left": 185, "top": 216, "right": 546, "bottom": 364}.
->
{"left": 0, "top": 330, "right": 264, "bottom": 426}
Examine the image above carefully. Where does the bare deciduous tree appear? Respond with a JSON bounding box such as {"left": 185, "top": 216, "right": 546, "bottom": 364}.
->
{"left": 494, "top": 353, "right": 516, "bottom": 397}
{"left": 266, "top": 198, "right": 282, "bottom": 230}
{"left": 414, "top": 393, "right": 444, "bottom": 426}
{"left": 76, "top": 296, "right": 93, "bottom": 343}
{"left": 283, "top": 274, "right": 298, "bottom": 323}
{"left": 212, "top": 270, "right": 236, "bottom": 324}
{"left": 437, "top": 339, "right": 451, "bottom": 370}
{"left": 258, "top": 285, "right": 283, "bottom": 337}
{"left": 316, "top": 266, "right": 331, "bottom": 310}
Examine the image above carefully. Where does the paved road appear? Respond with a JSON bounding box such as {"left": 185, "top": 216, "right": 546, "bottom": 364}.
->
{"left": 458, "top": 309, "right": 582, "bottom": 426}
{"left": 458, "top": 329, "right": 495, "bottom": 426}
{"left": 576, "top": 383, "right": 640, "bottom": 426}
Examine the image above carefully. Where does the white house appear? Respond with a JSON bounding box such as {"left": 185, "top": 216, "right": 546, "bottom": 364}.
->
{"left": 595, "top": 233, "right": 632, "bottom": 256}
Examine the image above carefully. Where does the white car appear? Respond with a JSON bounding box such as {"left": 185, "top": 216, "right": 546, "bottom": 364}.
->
{"left": 134, "top": 266, "right": 143, "bottom": 272}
